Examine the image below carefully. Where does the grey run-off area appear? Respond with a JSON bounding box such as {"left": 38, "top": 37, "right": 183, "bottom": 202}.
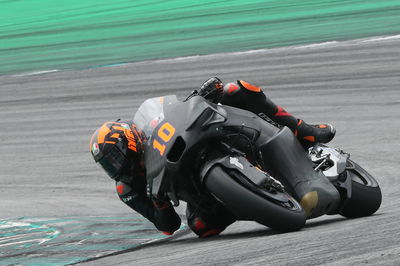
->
{"left": 0, "top": 37, "right": 399, "bottom": 265}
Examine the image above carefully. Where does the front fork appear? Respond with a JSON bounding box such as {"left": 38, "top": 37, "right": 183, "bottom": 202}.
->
{"left": 309, "top": 145, "right": 354, "bottom": 212}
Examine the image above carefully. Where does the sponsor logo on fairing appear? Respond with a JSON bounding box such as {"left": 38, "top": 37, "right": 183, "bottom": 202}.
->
{"left": 230, "top": 157, "right": 244, "bottom": 169}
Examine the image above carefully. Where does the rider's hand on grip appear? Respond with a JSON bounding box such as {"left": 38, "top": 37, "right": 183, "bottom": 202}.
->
{"left": 197, "top": 77, "right": 224, "bottom": 103}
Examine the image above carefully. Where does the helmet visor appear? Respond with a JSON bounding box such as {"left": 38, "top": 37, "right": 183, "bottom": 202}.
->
{"left": 98, "top": 144, "right": 128, "bottom": 180}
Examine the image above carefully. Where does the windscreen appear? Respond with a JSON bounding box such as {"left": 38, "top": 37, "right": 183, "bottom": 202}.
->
{"left": 133, "top": 95, "right": 178, "bottom": 139}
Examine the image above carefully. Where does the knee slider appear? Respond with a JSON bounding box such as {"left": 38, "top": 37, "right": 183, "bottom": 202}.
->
{"left": 188, "top": 216, "right": 221, "bottom": 238}
{"left": 116, "top": 181, "right": 132, "bottom": 196}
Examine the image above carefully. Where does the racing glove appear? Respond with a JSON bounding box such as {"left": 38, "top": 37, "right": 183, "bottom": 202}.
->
{"left": 197, "top": 77, "right": 224, "bottom": 103}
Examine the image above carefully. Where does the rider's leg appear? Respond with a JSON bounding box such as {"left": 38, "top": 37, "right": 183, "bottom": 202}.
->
{"left": 220, "top": 80, "right": 335, "bottom": 146}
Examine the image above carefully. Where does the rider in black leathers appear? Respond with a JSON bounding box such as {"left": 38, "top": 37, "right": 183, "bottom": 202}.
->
{"left": 90, "top": 77, "right": 335, "bottom": 237}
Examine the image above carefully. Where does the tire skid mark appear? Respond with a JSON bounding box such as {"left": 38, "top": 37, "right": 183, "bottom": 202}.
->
{"left": 0, "top": 216, "right": 183, "bottom": 265}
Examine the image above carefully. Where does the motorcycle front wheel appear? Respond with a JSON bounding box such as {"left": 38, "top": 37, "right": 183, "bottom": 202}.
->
{"left": 339, "top": 159, "right": 382, "bottom": 218}
{"left": 204, "top": 165, "right": 306, "bottom": 232}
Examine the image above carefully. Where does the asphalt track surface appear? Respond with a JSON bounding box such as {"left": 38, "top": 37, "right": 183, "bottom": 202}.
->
{"left": 1, "top": 36, "right": 400, "bottom": 265}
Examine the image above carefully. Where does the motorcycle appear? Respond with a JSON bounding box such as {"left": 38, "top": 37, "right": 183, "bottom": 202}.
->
{"left": 133, "top": 94, "right": 382, "bottom": 232}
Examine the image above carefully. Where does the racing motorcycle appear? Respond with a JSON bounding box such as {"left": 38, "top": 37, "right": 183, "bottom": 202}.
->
{"left": 133, "top": 95, "right": 382, "bottom": 232}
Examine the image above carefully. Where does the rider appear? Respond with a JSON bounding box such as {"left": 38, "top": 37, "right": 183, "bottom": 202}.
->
{"left": 196, "top": 77, "right": 335, "bottom": 147}
{"left": 89, "top": 77, "right": 336, "bottom": 238}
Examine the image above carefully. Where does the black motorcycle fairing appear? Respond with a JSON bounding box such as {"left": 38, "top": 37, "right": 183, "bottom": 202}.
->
{"left": 144, "top": 96, "right": 231, "bottom": 199}
{"left": 200, "top": 155, "right": 268, "bottom": 187}
{"left": 259, "top": 126, "right": 340, "bottom": 218}
{"left": 143, "top": 96, "right": 280, "bottom": 201}
{"left": 185, "top": 101, "right": 227, "bottom": 131}
{"left": 200, "top": 154, "right": 300, "bottom": 206}
{"left": 204, "top": 165, "right": 305, "bottom": 231}
{"left": 259, "top": 127, "right": 316, "bottom": 185}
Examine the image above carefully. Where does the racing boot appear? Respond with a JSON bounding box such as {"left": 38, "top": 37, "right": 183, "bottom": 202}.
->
{"left": 268, "top": 103, "right": 336, "bottom": 146}
{"left": 295, "top": 119, "right": 336, "bottom": 147}
{"left": 269, "top": 104, "right": 336, "bottom": 147}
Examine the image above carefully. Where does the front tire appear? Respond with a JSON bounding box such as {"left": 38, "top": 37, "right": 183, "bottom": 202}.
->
{"left": 204, "top": 166, "right": 306, "bottom": 232}
{"left": 339, "top": 160, "right": 382, "bottom": 218}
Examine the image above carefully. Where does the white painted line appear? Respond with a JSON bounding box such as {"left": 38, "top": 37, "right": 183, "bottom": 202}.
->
{"left": 9, "top": 33, "right": 400, "bottom": 76}
{"left": 0, "top": 221, "right": 60, "bottom": 248}
{"left": 0, "top": 221, "right": 31, "bottom": 229}
{"left": 125, "top": 34, "right": 400, "bottom": 66}
{"left": 0, "top": 238, "right": 48, "bottom": 248}
{"left": 295, "top": 41, "right": 339, "bottom": 49}
{"left": 361, "top": 34, "right": 400, "bottom": 43}
{"left": 0, "top": 231, "right": 44, "bottom": 242}
{"left": 12, "top": 69, "right": 60, "bottom": 77}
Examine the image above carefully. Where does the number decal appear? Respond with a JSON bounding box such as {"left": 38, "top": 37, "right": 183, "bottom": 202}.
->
{"left": 153, "top": 139, "right": 166, "bottom": 155}
{"left": 158, "top": 122, "right": 175, "bottom": 142}
{"left": 153, "top": 122, "right": 176, "bottom": 155}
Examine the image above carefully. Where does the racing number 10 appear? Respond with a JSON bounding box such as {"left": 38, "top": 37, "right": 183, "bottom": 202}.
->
{"left": 153, "top": 122, "right": 176, "bottom": 156}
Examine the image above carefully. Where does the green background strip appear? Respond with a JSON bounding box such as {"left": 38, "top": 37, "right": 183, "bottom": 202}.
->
{"left": 1, "top": 0, "right": 400, "bottom": 75}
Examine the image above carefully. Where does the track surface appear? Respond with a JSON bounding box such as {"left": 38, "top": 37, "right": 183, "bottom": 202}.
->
{"left": 1, "top": 37, "right": 399, "bottom": 265}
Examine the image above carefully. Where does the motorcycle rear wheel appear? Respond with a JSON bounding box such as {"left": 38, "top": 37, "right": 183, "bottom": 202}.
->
{"left": 339, "top": 160, "right": 382, "bottom": 218}
{"left": 204, "top": 165, "right": 306, "bottom": 232}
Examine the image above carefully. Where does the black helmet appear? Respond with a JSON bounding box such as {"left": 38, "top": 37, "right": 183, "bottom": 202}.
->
{"left": 90, "top": 121, "right": 146, "bottom": 182}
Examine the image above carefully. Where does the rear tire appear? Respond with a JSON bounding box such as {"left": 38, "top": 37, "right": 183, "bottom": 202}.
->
{"left": 339, "top": 160, "right": 382, "bottom": 218}
{"left": 204, "top": 166, "right": 306, "bottom": 232}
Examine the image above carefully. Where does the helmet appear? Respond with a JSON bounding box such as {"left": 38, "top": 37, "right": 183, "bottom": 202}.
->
{"left": 198, "top": 77, "right": 224, "bottom": 103}
{"left": 90, "top": 121, "right": 146, "bottom": 182}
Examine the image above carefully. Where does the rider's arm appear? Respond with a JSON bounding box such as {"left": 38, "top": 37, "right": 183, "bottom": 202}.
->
{"left": 195, "top": 78, "right": 279, "bottom": 119}
{"left": 116, "top": 181, "right": 181, "bottom": 234}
